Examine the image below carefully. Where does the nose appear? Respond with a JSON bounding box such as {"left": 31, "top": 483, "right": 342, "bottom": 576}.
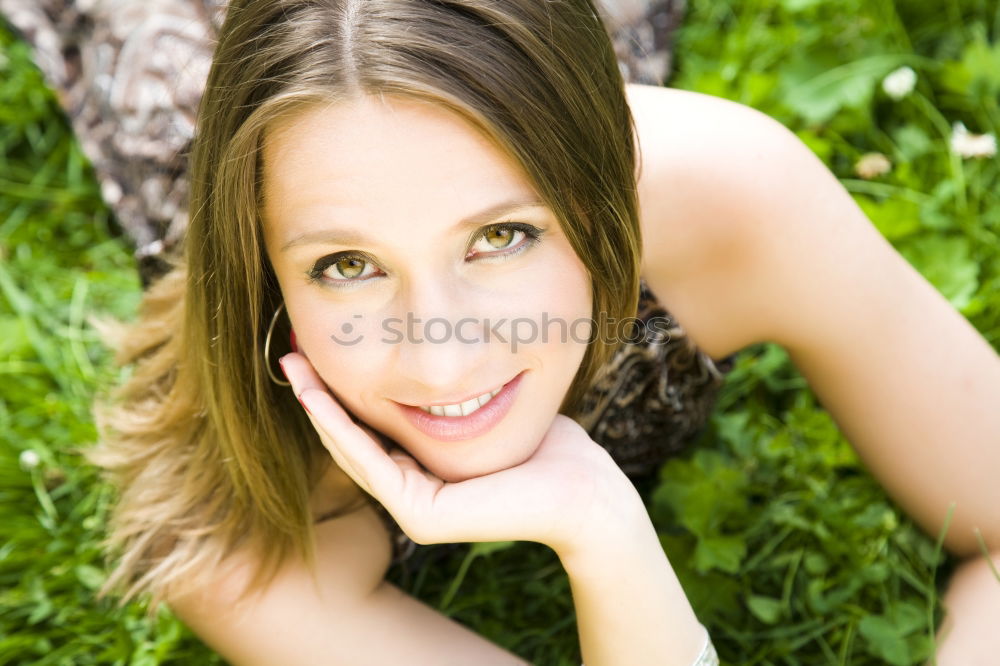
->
{"left": 391, "top": 276, "right": 493, "bottom": 395}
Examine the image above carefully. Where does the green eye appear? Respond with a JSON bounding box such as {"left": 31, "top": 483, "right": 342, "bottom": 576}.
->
{"left": 467, "top": 222, "right": 544, "bottom": 259}
{"left": 309, "top": 253, "right": 381, "bottom": 285}
{"left": 483, "top": 227, "right": 516, "bottom": 249}
{"left": 331, "top": 257, "right": 366, "bottom": 279}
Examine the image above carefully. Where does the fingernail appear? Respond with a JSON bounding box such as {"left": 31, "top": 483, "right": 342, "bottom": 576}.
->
{"left": 297, "top": 392, "right": 312, "bottom": 415}
{"left": 278, "top": 356, "right": 289, "bottom": 381}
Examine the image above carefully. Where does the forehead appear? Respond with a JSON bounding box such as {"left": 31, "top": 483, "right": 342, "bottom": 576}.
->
{"left": 260, "top": 95, "right": 540, "bottom": 222}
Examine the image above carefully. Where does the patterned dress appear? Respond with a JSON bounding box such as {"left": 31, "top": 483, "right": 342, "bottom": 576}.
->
{"left": 2, "top": 0, "right": 735, "bottom": 563}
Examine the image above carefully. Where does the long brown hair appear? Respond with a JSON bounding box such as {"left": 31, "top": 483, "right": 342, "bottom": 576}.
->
{"left": 88, "top": 0, "right": 643, "bottom": 618}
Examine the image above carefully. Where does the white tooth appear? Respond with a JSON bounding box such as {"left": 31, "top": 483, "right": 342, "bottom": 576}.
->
{"left": 420, "top": 383, "right": 506, "bottom": 417}
{"left": 459, "top": 397, "right": 482, "bottom": 416}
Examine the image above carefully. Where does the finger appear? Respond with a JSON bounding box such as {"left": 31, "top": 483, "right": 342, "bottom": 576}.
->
{"left": 298, "top": 387, "right": 404, "bottom": 501}
{"left": 387, "top": 447, "right": 432, "bottom": 479}
{"left": 280, "top": 354, "right": 385, "bottom": 440}
{"left": 279, "top": 352, "right": 335, "bottom": 402}
{"left": 280, "top": 353, "right": 401, "bottom": 496}
{"left": 356, "top": 422, "right": 393, "bottom": 454}
{"left": 299, "top": 406, "right": 374, "bottom": 495}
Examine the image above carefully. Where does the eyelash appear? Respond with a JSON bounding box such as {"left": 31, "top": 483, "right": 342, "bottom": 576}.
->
{"left": 306, "top": 221, "right": 545, "bottom": 288}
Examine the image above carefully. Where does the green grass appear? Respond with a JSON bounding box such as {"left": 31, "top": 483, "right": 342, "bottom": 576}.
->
{"left": 1, "top": 1, "right": 998, "bottom": 664}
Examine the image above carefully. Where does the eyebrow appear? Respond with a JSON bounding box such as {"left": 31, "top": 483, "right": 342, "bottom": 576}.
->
{"left": 280, "top": 195, "right": 547, "bottom": 253}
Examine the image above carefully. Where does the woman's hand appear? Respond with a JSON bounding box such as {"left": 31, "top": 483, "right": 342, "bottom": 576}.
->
{"left": 279, "top": 352, "right": 649, "bottom": 558}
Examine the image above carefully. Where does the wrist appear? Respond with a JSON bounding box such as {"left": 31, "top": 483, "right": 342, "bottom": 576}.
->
{"left": 690, "top": 624, "right": 720, "bottom": 666}
{"left": 578, "top": 624, "right": 718, "bottom": 666}
{"left": 553, "top": 479, "right": 709, "bottom": 666}
{"left": 548, "top": 466, "right": 654, "bottom": 569}
{"left": 555, "top": 506, "right": 662, "bottom": 578}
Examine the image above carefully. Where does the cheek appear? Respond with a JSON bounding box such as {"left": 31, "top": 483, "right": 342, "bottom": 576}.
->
{"left": 529, "top": 251, "right": 593, "bottom": 348}
{"left": 285, "top": 302, "right": 385, "bottom": 412}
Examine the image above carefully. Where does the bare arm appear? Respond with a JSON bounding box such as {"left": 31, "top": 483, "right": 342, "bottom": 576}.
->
{"left": 168, "top": 503, "right": 529, "bottom": 666}
{"left": 557, "top": 494, "right": 708, "bottom": 666}
{"left": 934, "top": 550, "right": 1000, "bottom": 665}
{"left": 628, "top": 84, "right": 1000, "bottom": 658}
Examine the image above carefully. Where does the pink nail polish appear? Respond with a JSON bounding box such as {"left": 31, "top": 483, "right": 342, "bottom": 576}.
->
{"left": 278, "top": 356, "right": 289, "bottom": 381}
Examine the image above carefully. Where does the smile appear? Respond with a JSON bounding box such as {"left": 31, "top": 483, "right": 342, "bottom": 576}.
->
{"left": 396, "top": 370, "right": 526, "bottom": 442}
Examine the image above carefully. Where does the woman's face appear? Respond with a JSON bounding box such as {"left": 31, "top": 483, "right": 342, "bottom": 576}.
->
{"left": 261, "top": 94, "right": 592, "bottom": 483}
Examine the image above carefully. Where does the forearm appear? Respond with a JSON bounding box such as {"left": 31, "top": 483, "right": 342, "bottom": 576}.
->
{"left": 557, "top": 499, "right": 706, "bottom": 666}
{"left": 932, "top": 550, "right": 1000, "bottom": 665}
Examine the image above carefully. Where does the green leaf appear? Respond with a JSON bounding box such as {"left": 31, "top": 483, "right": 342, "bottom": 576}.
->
{"left": 693, "top": 535, "right": 746, "bottom": 574}
{"left": 796, "top": 129, "right": 834, "bottom": 162}
{"left": 803, "top": 552, "right": 830, "bottom": 575}
{"left": 780, "top": 0, "right": 822, "bottom": 12}
{"left": 891, "top": 124, "right": 935, "bottom": 163}
{"left": 899, "top": 235, "right": 980, "bottom": 312}
{"left": 854, "top": 195, "right": 922, "bottom": 241}
{"left": 940, "top": 27, "right": 1000, "bottom": 98}
{"left": 747, "top": 595, "right": 784, "bottom": 624}
{"left": 858, "top": 603, "right": 928, "bottom": 666}
{"left": 0, "top": 316, "right": 30, "bottom": 357}
{"left": 780, "top": 55, "right": 909, "bottom": 125}
{"left": 74, "top": 564, "right": 106, "bottom": 591}
{"left": 859, "top": 615, "right": 912, "bottom": 666}
{"left": 654, "top": 450, "right": 749, "bottom": 537}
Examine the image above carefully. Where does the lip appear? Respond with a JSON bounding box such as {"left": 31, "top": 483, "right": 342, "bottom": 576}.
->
{"left": 396, "top": 370, "right": 526, "bottom": 442}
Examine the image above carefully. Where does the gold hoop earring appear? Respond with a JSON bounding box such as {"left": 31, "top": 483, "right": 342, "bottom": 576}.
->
{"left": 264, "top": 301, "right": 291, "bottom": 387}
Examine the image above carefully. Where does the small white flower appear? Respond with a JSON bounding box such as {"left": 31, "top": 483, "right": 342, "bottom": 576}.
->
{"left": 950, "top": 122, "right": 997, "bottom": 159}
{"left": 854, "top": 152, "right": 892, "bottom": 179}
{"left": 882, "top": 66, "right": 917, "bottom": 101}
{"left": 19, "top": 449, "right": 40, "bottom": 470}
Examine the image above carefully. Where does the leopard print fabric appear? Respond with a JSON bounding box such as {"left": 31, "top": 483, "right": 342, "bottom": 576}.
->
{"left": 576, "top": 276, "right": 735, "bottom": 477}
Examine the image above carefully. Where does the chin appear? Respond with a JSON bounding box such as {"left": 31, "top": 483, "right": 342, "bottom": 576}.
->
{"left": 430, "top": 466, "right": 481, "bottom": 484}
{"left": 408, "top": 452, "right": 495, "bottom": 483}
{"left": 412, "top": 438, "right": 541, "bottom": 484}
{"left": 425, "top": 461, "right": 507, "bottom": 484}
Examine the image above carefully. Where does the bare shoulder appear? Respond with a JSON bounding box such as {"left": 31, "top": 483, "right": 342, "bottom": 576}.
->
{"left": 168, "top": 501, "right": 394, "bottom": 621}
{"left": 167, "top": 461, "right": 391, "bottom": 656}
{"left": 624, "top": 83, "right": 808, "bottom": 360}
{"left": 166, "top": 501, "right": 393, "bottom": 665}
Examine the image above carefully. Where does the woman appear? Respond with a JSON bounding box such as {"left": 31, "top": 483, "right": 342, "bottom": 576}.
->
{"left": 59, "top": 0, "right": 1000, "bottom": 664}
